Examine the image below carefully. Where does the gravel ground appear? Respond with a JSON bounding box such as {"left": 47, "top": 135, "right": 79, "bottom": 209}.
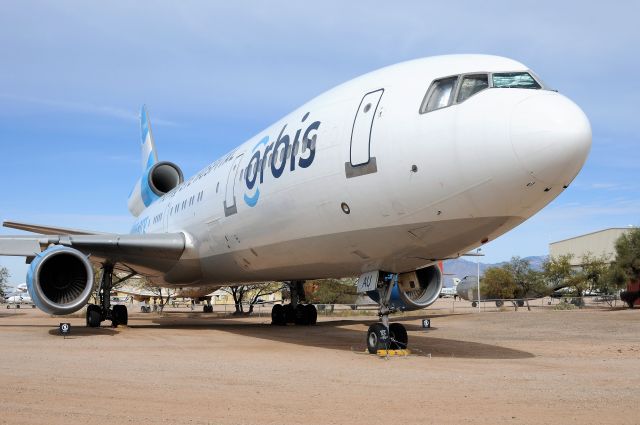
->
{"left": 0, "top": 301, "right": 638, "bottom": 425}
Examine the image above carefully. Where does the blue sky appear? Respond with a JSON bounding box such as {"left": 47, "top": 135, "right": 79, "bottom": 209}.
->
{"left": 1, "top": 1, "right": 639, "bottom": 285}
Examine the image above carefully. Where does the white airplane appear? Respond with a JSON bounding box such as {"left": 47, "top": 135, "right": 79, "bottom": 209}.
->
{"left": 439, "top": 278, "right": 460, "bottom": 298}
{"left": 5, "top": 283, "right": 35, "bottom": 308}
{"left": 0, "top": 54, "right": 591, "bottom": 353}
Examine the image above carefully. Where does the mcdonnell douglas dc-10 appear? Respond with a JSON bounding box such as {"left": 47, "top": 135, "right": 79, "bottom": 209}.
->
{"left": 0, "top": 55, "right": 591, "bottom": 353}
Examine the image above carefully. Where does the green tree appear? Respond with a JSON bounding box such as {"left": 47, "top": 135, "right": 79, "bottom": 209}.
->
{"left": 505, "top": 257, "right": 546, "bottom": 310}
{"left": 222, "top": 282, "right": 285, "bottom": 315}
{"left": 614, "top": 227, "right": 640, "bottom": 284}
{"left": 307, "top": 278, "right": 358, "bottom": 305}
{"left": 0, "top": 267, "right": 9, "bottom": 300}
{"left": 579, "top": 253, "right": 611, "bottom": 294}
{"left": 543, "top": 254, "right": 575, "bottom": 291}
{"left": 481, "top": 267, "right": 517, "bottom": 299}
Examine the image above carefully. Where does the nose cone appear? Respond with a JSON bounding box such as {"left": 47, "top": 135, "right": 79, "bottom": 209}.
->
{"left": 510, "top": 93, "right": 591, "bottom": 186}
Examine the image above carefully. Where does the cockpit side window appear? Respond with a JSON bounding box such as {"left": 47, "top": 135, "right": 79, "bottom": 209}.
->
{"left": 492, "top": 72, "right": 541, "bottom": 89}
{"left": 420, "top": 76, "right": 458, "bottom": 113}
{"left": 456, "top": 74, "right": 489, "bottom": 103}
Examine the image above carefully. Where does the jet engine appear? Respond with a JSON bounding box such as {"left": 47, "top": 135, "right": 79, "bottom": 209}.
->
{"left": 128, "top": 161, "right": 184, "bottom": 217}
{"left": 26, "top": 245, "right": 94, "bottom": 315}
{"left": 368, "top": 265, "right": 443, "bottom": 311}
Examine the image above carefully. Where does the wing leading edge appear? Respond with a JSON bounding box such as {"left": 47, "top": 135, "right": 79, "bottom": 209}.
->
{"left": 0, "top": 232, "right": 186, "bottom": 275}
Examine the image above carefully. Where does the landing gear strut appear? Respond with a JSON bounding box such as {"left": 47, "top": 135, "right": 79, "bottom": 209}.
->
{"left": 366, "top": 273, "right": 408, "bottom": 354}
{"left": 271, "top": 280, "right": 317, "bottom": 326}
{"left": 85, "top": 263, "right": 132, "bottom": 328}
{"left": 203, "top": 298, "right": 213, "bottom": 313}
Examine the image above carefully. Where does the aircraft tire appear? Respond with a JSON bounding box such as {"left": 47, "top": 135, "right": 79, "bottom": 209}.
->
{"left": 86, "top": 305, "right": 101, "bottom": 328}
{"left": 367, "top": 323, "right": 390, "bottom": 354}
{"left": 283, "top": 304, "right": 295, "bottom": 324}
{"left": 495, "top": 300, "right": 504, "bottom": 307}
{"left": 305, "top": 304, "right": 317, "bottom": 325}
{"left": 516, "top": 300, "right": 525, "bottom": 307}
{"left": 113, "top": 305, "right": 128, "bottom": 326}
{"left": 471, "top": 301, "right": 477, "bottom": 308}
{"left": 271, "top": 304, "right": 286, "bottom": 325}
{"left": 389, "top": 323, "right": 408, "bottom": 349}
{"left": 294, "top": 304, "right": 309, "bottom": 325}
{"left": 16, "top": 304, "right": 20, "bottom": 309}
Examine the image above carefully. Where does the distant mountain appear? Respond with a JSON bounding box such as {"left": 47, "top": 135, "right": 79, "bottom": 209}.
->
{"left": 441, "top": 255, "right": 547, "bottom": 287}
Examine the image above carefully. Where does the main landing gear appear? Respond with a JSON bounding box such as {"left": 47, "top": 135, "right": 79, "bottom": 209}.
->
{"left": 86, "top": 263, "right": 133, "bottom": 328}
{"left": 366, "top": 273, "right": 408, "bottom": 354}
{"left": 271, "top": 280, "right": 317, "bottom": 326}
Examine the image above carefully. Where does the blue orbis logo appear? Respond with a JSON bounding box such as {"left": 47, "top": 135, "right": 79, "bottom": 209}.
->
{"left": 244, "top": 112, "right": 320, "bottom": 207}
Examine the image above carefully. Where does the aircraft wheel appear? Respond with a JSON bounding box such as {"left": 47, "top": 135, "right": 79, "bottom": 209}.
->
{"left": 271, "top": 304, "right": 286, "bottom": 325}
{"left": 367, "top": 323, "right": 390, "bottom": 354}
{"left": 283, "top": 304, "right": 295, "bottom": 324}
{"left": 516, "top": 300, "right": 525, "bottom": 307}
{"left": 113, "top": 305, "right": 128, "bottom": 326}
{"left": 16, "top": 304, "right": 20, "bottom": 309}
{"left": 32, "top": 304, "right": 36, "bottom": 308}
{"left": 86, "top": 305, "right": 101, "bottom": 328}
{"left": 294, "top": 304, "right": 309, "bottom": 325}
{"left": 495, "top": 300, "right": 504, "bottom": 307}
{"left": 389, "top": 323, "right": 408, "bottom": 349}
{"left": 305, "top": 304, "right": 317, "bottom": 325}
{"left": 471, "top": 301, "right": 477, "bottom": 308}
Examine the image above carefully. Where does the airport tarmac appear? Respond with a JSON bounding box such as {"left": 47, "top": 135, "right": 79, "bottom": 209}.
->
{"left": 0, "top": 301, "right": 638, "bottom": 425}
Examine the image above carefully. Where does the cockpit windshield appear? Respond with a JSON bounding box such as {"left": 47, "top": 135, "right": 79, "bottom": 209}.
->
{"left": 492, "top": 72, "right": 541, "bottom": 89}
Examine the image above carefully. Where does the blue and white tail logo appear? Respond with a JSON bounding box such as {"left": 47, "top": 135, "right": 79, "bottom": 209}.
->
{"left": 140, "top": 105, "right": 158, "bottom": 171}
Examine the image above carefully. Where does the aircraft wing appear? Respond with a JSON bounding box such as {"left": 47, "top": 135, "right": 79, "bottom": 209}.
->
{"left": 0, "top": 232, "right": 186, "bottom": 275}
{"left": 3, "top": 220, "right": 110, "bottom": 235}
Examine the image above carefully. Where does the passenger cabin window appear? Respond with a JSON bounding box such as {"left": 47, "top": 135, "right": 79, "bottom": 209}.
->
{"left": 457, "top": 74, "right": 489, "bottom": 103}
{"left": 421, "top": 76, "right": 457, "bottom": 113}
{"left": 492, "top": 72, "right": 541, "bottom": 89}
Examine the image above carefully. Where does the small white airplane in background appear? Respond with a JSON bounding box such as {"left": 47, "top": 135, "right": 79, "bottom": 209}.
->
{"left": 439, "top": 278, "right": 460, "bottom": 298}
{"left": 0, "top": 54, "right": 591, "bottom": 353}
{"left": 5, "top": 283, "right": 35, "bottom": 308}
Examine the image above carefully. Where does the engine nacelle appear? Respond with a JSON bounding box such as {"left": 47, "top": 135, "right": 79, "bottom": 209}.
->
{"left": 128, "top": 161, "right": 184, "bottom": 217}
{"left": 368, "top": 265, "right": 443, "bottom": 311}
{"left": 27, "top": 246, "right": 94, "bottom": 315}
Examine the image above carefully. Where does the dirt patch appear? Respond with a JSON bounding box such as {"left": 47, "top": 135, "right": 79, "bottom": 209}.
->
{"left": 0, "top": 302, "right": 638, "bottom": 425}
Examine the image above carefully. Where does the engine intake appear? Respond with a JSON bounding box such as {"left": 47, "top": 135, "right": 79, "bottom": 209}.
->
{"left": 394, "top": 265, "right": 443, "bottom": 310}
{"left": 27, "top": 246, "right": 94, "bottom": 315}
{"left": 128, "top": 161, "right": 183, "bottom": 217}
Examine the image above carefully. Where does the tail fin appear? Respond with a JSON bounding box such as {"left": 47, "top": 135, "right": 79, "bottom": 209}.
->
{"left": 128, "top": 106, "right": 183, "bottom": 217}
{"left": 140, "top": 105, "right": 158, "bottom": 171}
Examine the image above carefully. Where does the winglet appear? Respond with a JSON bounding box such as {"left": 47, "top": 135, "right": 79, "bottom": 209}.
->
{"left": 140, "top": 105, "right": 158, "bottom": 171}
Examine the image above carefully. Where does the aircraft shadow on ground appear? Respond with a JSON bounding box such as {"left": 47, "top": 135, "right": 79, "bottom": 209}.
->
{"left": 47, "top": 327, "right": 119, "bottom": 337}
{"left": 133, "top": 315, "right": 534, "bottom": 360}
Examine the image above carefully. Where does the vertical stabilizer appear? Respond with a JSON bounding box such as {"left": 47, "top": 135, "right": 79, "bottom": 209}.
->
{"left": 128, "top": 106, "right": 183, "bottom": 217}
{"left": 140, "top": 105, "right": 159, "bottom": 171}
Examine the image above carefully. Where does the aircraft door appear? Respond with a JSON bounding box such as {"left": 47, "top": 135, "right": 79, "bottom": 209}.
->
{"left": 346, "top": 88, "right": 384, "bottom": 178}
{"left": 224, "top": 153, "right": 244, "bottom": 217}
{"left": 163, "top": 202, "right": 172, "bottom": 232}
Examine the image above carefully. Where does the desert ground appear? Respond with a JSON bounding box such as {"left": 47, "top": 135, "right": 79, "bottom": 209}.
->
{"left": 0, "top": 299, "right": 638, "bottom": 425}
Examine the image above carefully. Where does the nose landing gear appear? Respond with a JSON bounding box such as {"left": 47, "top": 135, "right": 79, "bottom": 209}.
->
{"left": 365, "top": 273, "right": 408, "bottom": 354}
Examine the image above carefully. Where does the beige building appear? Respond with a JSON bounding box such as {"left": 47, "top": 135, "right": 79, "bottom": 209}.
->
{"left": 549, "top": 228, "right": 632, "bottom": 266}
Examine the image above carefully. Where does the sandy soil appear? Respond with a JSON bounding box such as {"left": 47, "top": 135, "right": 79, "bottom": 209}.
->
{"left": 0, "top": 300, "right": 638, "bottom": 425}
